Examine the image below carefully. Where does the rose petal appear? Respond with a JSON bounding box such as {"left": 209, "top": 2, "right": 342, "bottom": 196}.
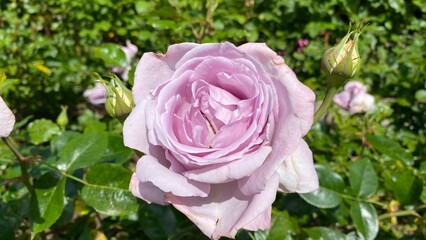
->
{"left": 135, "top": 155, "right": 210, "bottom": 197}
{"left": 237, "top": 43, "right": 315, "bottom": 196}
{"left": 132, "top": 43, "right": 198, "bottom": 104}
{"left": 238, "top": 43, "right": 315, "bottom": 136}
{"left": 0, "top": 96, "right": 15, "bottom": 138}
{"left": 168, "top": 173, "right": 279, "bottom": 239}
{"left": 277, "top": 140, "right": 319, "bottom": 193}
{"left": 130, "top": 173, "right": 167, "bottom": 205}
{"left": 183, "top": 146, "right": 272, "bottom": 184}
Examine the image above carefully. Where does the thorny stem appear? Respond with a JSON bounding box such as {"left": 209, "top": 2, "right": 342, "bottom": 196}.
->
{"left": 2, "top": 137, "right": 33, "bottom": 192}
{"left": 313, "top": 87, "right": 338, "bottom": 124}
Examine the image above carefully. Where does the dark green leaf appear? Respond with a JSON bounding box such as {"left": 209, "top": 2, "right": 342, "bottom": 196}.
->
{"left": 30, "top": 172, "right": 66, "bottom": 238}
{"left": 27, "top": 119, "right": 61, "bottom": 145}
{"left": 139, "top": 204, "right": 177, "bottom": 240}
{"left": 300, "top": 165, "right": 345, "bottom": 208}
{"left": 349, "top": 159, "right": 378, "bottom": 198}
{"left": 93, "top": 43, "right": 127, "bottom": 67}
{"left": 392, "top": 171, "right": 423, "bottom": 205}
{"left": 57, "top": 132, "right": 108, "bottom": 172}
{"left": 304, "top": 227, "right": 346, "bottom": 240}
{"left": 367, "top": 134, "right": 414, "bottom": 165}
{"left": 350, "top": 202, "right": 378, "bottom": 240}
{"left": 81, "top": 164, "right": 138, "bottom": 216}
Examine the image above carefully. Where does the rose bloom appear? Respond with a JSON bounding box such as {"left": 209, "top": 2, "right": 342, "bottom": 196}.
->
{"left": 124, "top": 42, "right": 318, "bottom": 239}
{"left": 333, "top": 81, "right": 374, "bottom": 114}
{"left": 112, "top": 40, "right": 138, "bottom": 81}
{"left": 83, "top": 82, "right": 108, "bottom": 105}
{"left": 0, "top": 96, "right": 15, "bottom": 138}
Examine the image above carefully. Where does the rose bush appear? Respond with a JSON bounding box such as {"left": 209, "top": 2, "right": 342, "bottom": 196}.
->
{"left": 333, "top": 81, "right": 375, "bottom": 114}
{"left": 0, "top": 96, "right": 15, "bottom": 137}
{"left": 123, "top": 42, "right": 318, "bottom": 239}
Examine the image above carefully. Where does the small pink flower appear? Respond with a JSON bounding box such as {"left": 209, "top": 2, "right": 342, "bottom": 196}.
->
{"left": 124, "top": 42, "right": 318, "bottom": 239}
{"left": 83, "top": 82, "right": 107, "bottom": 105}
{"left": 333, "top": 81, "right": 374, "bottom": 114}
{"left": 0, "top": 96, "right": 15, "bottom": 137}
{"left": 297, "top": 38, "right": 309, "bottom": 52}
{"left": 112, "top": 40, "right": 138, "bottom": 81}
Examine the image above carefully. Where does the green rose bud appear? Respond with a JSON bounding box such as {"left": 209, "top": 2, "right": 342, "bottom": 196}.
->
{"left": 56, "top": 105, "right": 69, "bottom": 130}
{"left": 104, "top": 75, "right": 134, "bottom": 122}
{"left": 321, "top": 26, "right": 363, "bottom": 88}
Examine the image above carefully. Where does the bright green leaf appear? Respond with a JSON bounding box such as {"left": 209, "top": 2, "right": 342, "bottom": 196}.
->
{"left": 304, "top": 227, "right": 346, "bottom": 240}
{"left": 93, "top": 43, "right": 127, "bottom": 67}
{"left": 350, "top": 202, "right": 378, "bottom": 240}
{"left": 300, "top": 165, "right": 345, "bottom": 208}
{"left": 57, "top": 132, "right": 108, "bottom": 172}
{"left": 81, "top": 164, "right": 138, "bottom": 216}
{"left": 135, "top": 1, "right": 155, "bottom": 14}
{"left": 100, "top": 135, "right": 133, "bottom": 164}
{"left": 367, "top": 134, "right": 414, "bottom": 165}
{"left": 254, "top": 210, "right": 297, "bottom": 240}
{"left": 30, "top": 172, "right": 66, "bottom": 238}
{"left": 415, "top": 89, "right": 426, "bottom": 102}
{"left": 27, "top": 119, "right": 61, "bottom": 145}
{"left": 349, "top": 159, "right": 378, "bottom": 198}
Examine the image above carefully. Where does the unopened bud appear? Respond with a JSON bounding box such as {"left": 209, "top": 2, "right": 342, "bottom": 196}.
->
{"left": 321, "top": 25, "right": 363, "bottom": 88}
{"left": 56, "top": 105, "right": 69, "bottom": 130}
{"left": 105, "top": 75, "right": 134, "bottom": 121}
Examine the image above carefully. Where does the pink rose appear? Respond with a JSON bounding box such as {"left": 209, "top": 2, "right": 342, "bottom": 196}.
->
{"left": 124, "top": 42, "right": 318, "bottom": 239}
{"left": 0, "top": 96, "right": 15, "bottom": 137}
{"left": 333, "top": 81, "right": 374, "bottom": 114}
{"left": 83, "top": 82, "right": 108, "bottom": 105}
{"left": 112, "top": 40, "right": 138, "bottom": 81}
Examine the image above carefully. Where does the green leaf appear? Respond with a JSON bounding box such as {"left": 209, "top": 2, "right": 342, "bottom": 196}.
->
{"left": 139, "top": 204, "right": 177, "bottom": 240}
{"left": 254, "top": 210, "right": 297, "bottom": 240}
{"left": 304, "top": 227, "right": 346, "bottom": 240}
{"left": 300, "top": 165, "right": 345, "bottom": 208}
{"left": 135, "top": 1, "right": 155, "bottom": 14}
{"left": 415, "top": 89, "right": 426, "bottom": 102}
{"left": 391, "top": 171, "right": 423, "bottom": 205}
{"left": 93, "top": 43, "right": 127, "bottom": 67}
{"left": 81, "top": 164, "right": 138, "bottom": 216}
{"left": 349, "top": 159, "right": 378, "bottom": 198}
{"left": 27, "top": 119, "right": 61, "bottom": 145}
{"left": 57, "top": 132, "right": 108, "bottom": 172}
{"left": 99, "top": 135, "right": 133, "bottom": 164}
{"left": 367, "top": 134, "right": 414, "bottom": 165}
{"left": 30, "top": 172, "right": 66, "bottom": 238}
{"left": 350, "top": 202, "right": 378, "bottom": 240}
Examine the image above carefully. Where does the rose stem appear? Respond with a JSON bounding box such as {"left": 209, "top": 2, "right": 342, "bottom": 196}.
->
{"left": 313, "top": 86, "right": 338, "bottom": 124}
{"left": 2, "top": 137, "right": 33, "bottom": 192}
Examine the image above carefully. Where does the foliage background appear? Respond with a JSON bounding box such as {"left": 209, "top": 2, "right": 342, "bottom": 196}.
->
{"left": 0, "top": 0, "right": 425, "bottom": 239}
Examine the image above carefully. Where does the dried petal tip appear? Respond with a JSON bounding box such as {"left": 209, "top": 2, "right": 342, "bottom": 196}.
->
{"left": 321, "top": 22, "right": 366, "bottom": 88}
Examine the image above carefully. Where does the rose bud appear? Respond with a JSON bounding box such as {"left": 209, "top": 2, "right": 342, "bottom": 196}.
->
{"left": 56, "top": 105, "right": 69, "bottom": 130}
{"left": 105, "top": 75, "right": 134, "bottom": 121}
{"left": 321, "top": 29, "right": 362, "bottom": 88}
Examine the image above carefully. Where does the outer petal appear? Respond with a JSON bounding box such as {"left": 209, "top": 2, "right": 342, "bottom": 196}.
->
{"left": 123, "top": 98, "right": 151, "bottom": 153}
{"left": 129, "top": 173, "right": 168, "bottom": 205}
{"left": 277, "top": 140, "right": 319, "bottom": 193}
{"left": 135, "top": 155, "right": 211, "bottom": 197}
{"left": 168, "top": 174, "right": 279, "bottom": 240}
{"left": 238, "top": 43, "right": 315, "bottom": 136}
{"left": 238, "top": 44, "right": 316, "bottom": 196}
{"left": 132, "top": 43, "right": 198, "bottom": 104}
{"left": 183, "top": 146, "right": 272, "bottom": 184}
{"left": 0, "top": 96, "right": 15, "bottom": 138}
